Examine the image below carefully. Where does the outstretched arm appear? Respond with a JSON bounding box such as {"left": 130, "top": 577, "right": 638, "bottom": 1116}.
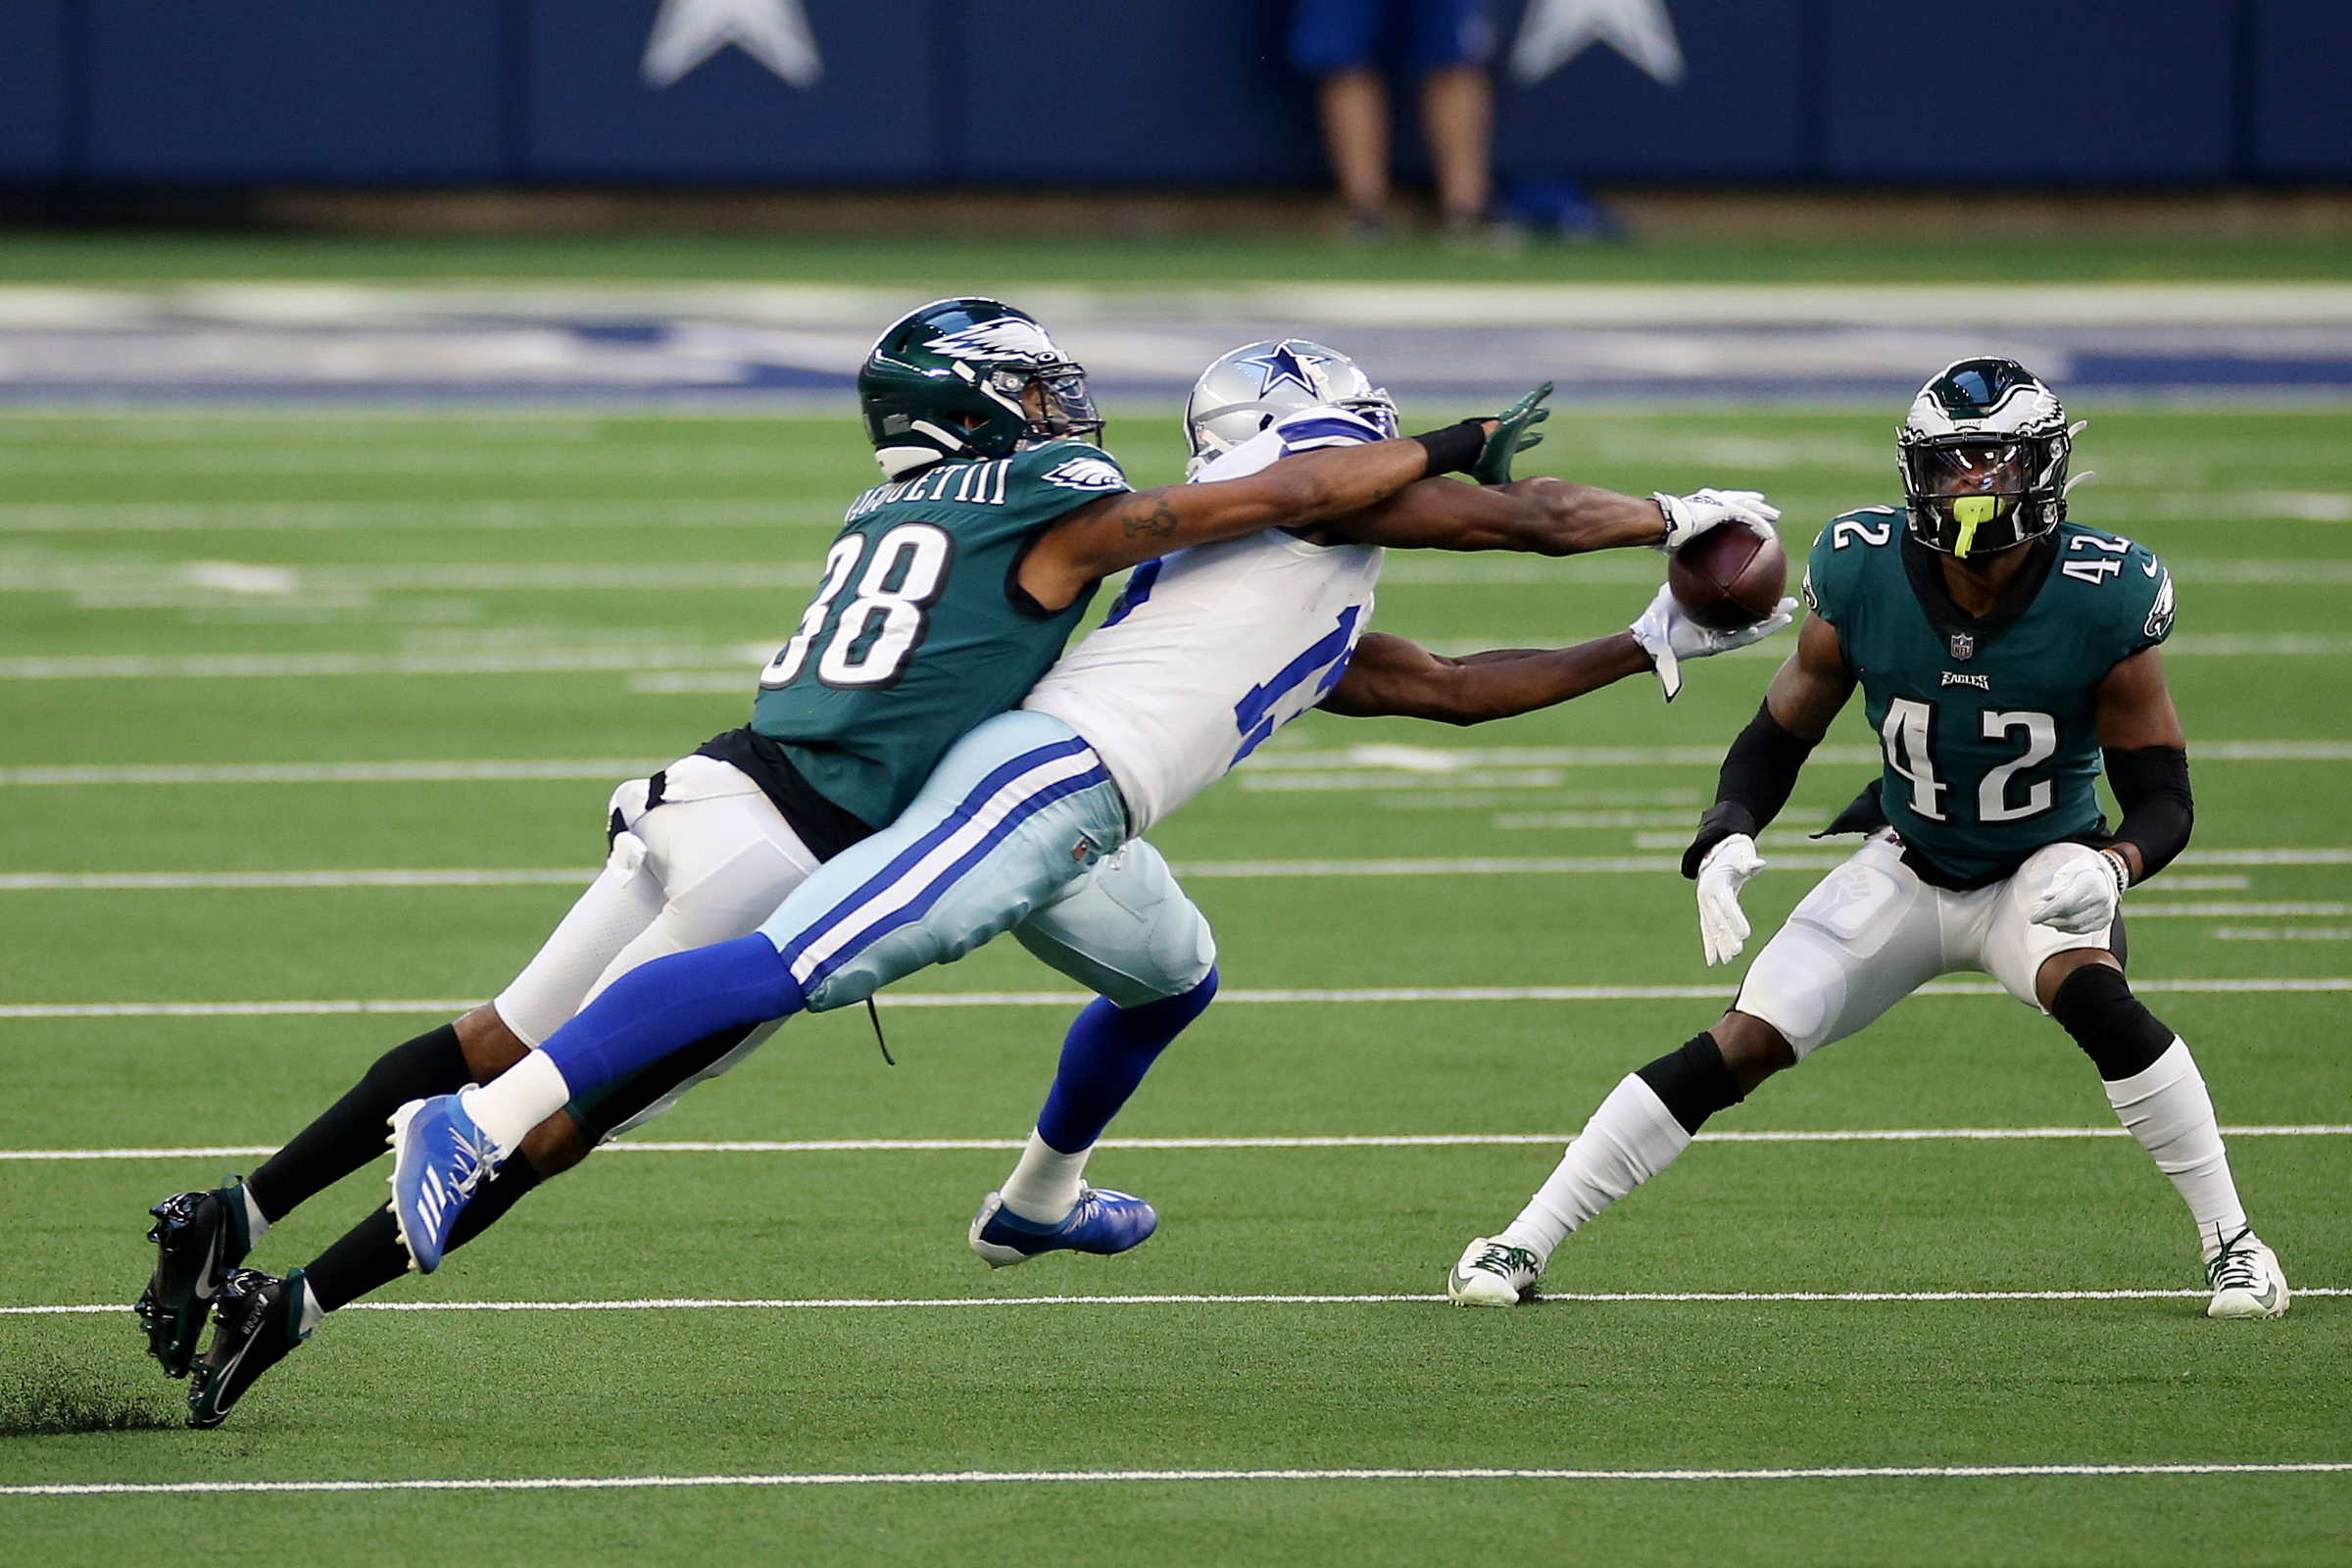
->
{"left": 1019, "top": 424, "right": 1491, "bottom": 610}
{"left": 1321, "top": 476, "right": 1669, "bottom": 556}
{"left": 1319, "top": 630, "right": 1653, "bottom": 725}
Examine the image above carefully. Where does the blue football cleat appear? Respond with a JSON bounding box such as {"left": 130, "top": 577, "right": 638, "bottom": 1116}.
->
{"left": 387, "top": 1093, "right": 502, "bottom": 1274}
{"left": 967, "top": 1186, "right": 1159, "bottom": 1269}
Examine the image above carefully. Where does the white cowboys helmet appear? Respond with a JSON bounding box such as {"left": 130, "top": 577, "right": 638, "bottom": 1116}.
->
{"left": 1898, "top": 358, "right": 2080, "bottom": 560}
{"left": 1183, "top": 339, "right": 1398, "bottom": 478}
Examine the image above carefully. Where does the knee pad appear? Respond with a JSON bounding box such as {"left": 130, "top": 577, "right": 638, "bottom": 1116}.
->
{"left": 1636, "top": 1032, "right": 1745, "bottom": 1136}
{"left": 2048, "top": 962, "right": 2175, "bottom": 1081}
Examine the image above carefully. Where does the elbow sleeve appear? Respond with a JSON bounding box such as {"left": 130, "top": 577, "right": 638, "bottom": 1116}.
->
{"left": 2104, "top": 745, "right": 2193, "bottom": 880}
{"left": 1682, "top": 703, "right": 1819, "bottom": 878}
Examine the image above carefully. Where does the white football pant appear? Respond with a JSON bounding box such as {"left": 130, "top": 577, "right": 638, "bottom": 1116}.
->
{"left": 492, "top": 754, "right": 820, "bottom": 1131}
{"left": 1737, "top": 832, "right": 2115, "bottom": 1055}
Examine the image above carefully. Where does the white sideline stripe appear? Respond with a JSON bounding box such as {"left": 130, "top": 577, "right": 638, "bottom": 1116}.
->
{"left": 6, "top": 1460, "right": 2348, "bottom": 1497}
{"left": 0, "top": 647, "right": 767, "bottom": 681}
{"left": 4, "top": 978, "right": 2347, "bottom": 1021}
{"left": 1238, "top": 741, "right": 2352, "bottom": 771}
{"left": 11, "top": 849, "right": 2349, "bottom": 889}
{"left": 0, "top": 869, "right": 595, "bottom": 891}
{"left": 4, "top": 741, "right": 2343, "bottom": 785}
{"left": 8, "top": 1288, "right": 2348, "bottom": 1318}
{"left": 7, "top": 1124, "right": 2345, "bottom": 1161}
{"left": 0, "top": 760, "right": 665, "bottom": 786}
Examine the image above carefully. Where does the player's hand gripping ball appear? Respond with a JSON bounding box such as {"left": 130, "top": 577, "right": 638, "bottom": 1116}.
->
{"left": 1668, "top": 514, "right": 1788, "bottom": 632}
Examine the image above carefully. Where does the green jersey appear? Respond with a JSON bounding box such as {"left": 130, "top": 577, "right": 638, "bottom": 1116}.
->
{"left": 748, "top": 440, "right": 1129, "bottom": 828}
{"left": 1803, "top": 507, "right": 2176, "bottom": 888}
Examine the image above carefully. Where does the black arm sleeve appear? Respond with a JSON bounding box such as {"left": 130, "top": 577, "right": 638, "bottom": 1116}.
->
{"left": 1681, "top": 702, "right": 1821, "bottom": 878}
{"left": 2104, "top": 745, "right": 2193, "bottom": 881}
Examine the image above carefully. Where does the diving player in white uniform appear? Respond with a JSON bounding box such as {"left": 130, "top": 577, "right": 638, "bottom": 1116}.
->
{"left": 386, "top": 339, "right": 1796, "bottom": 1292}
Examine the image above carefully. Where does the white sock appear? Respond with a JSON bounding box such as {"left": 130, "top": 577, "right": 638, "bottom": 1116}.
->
{"left": 1498, "top": 1074, "right": 1693, "bottom": 1261}
{"left": 237, "top": 1181, "right": 270, "bottom": 1245}
{"left": 999, "top": 1129, "right": 1090, "bottom": 1224}
{"left": 2104, "top": 1038, "right": 2248, "bottom": 1261}
{"left": 293, "top": 1275, "right": 325, "bottom": 1338}
{"left": 458, "top": 1049, "right": 572, "bottom": 1159}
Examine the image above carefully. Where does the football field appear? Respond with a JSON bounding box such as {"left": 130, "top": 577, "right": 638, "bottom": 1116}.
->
{"left": 0, "top": 394, "right": 2347, "bottom": 1563}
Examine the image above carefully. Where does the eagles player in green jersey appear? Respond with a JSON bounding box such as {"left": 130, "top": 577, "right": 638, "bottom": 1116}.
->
{"left": 1450, "top": 360, "right": 2289, "bottom": 1321}
{"left": 142, "top": 298, "right": 1515, "bottom": 1424}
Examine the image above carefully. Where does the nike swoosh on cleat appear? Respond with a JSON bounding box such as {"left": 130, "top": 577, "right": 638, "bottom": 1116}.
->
{"left": 2253, "top": 1284, "right": 2280, "bottom": 1310}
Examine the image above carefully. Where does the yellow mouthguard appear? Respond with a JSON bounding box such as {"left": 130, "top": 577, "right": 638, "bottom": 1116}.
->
{"left": 1951, "top": 494, "right": 1996, "bottom": 558}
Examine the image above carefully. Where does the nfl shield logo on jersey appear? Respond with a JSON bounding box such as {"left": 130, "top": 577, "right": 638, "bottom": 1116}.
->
{"left": 1949, "top": 632, "right": 1976, "bottom": 661}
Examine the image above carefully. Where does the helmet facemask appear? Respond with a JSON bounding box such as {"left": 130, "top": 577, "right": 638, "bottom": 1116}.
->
{"left": 1897, "top": 358, "right": 2073, "bottom": 559}
{"left": 1002, "top": 365, "right": 1103, "bottom": 447}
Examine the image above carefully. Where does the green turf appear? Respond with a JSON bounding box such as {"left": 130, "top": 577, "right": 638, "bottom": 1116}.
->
{"left": 0, "top": 403, "right": 2344, "bottom": 1563}
{"left": 3, "top": 230, "right": 2352, "bottom": 286}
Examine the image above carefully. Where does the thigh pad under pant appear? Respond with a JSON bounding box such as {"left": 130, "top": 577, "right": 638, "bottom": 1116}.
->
{"left": 1734, "top": 836, "right": 1948, "bottom": 1058}
{"left": 1014, "top": 838, "right": 1217, "bottom": 1009}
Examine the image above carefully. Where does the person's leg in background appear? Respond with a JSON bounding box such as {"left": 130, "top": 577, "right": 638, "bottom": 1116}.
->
{"left": 1293, "top": 0, "right": 1394, "bottom": 238}
{"left": 1406, "top": 0, "right": 1496, "bottom": 234}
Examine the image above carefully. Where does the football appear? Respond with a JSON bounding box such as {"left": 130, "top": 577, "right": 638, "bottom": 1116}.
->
{"left": 1669, "top": 524, "right": 1788, "bottom": 632}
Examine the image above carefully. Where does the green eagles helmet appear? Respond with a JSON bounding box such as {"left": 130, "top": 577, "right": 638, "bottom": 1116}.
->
{"left": 1897, "top": 358, "right": 2076, "bottom": 560}
{"left": 858, "top": 298, "right": 1103, "bottom": 478}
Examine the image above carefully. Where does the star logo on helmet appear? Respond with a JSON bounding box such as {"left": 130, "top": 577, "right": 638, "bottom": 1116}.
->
{"left": 1234, "top": 343, "right": 1320, "bottom": 399}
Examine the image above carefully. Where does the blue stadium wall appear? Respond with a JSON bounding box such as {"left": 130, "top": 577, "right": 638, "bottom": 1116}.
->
{"left": 0, "top": 0, "right": 2343, "bottom": 185}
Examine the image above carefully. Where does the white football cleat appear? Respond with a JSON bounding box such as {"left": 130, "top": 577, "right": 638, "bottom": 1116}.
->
{"left": 2205, "top": 1229, "right": 2289, "bottom": 1320}
{"left": 1447, "top": 1236, "right": 1542, "bottom": 1307}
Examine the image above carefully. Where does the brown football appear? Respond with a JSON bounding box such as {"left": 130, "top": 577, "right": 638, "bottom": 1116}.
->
{"left": 1669, "top": 524, "right": 1788, "bottom": 632}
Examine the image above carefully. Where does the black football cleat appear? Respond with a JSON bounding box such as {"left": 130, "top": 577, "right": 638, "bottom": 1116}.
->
{"left": 136, "top": 1176, "right": 256, "bottom": 1379}
{"left": 186, "top": 1267, "right": 313, "bottom": 1430}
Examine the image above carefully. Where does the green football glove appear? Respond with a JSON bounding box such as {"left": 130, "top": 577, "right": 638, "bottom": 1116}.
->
{"left": 1471, "top": 380, "right": 1553, "bottom": 485}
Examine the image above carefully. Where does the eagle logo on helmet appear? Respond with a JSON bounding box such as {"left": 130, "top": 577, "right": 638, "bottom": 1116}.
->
{"left": 921, "top": 318, "right": 1068, "bottom": 368}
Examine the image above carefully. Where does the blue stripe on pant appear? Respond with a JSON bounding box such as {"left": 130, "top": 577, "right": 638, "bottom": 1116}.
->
{"left": 760, "top": 711, "right": 1132, "bottom": 1012}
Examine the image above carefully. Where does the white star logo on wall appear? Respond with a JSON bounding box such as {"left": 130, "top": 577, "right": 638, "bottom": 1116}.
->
{"left": 1511, "top": 0, "right": 1686, "bottom": 86}
{"left": 641, "top": 0, "right": 822, "bottom": 89}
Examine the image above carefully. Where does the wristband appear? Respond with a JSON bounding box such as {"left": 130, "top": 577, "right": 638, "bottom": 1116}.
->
{"left": 1409, "top": 419, "right": 1488, "bottom": 477}
{"left": 1682, "top": 802, "right": 1758, "bottom": 881}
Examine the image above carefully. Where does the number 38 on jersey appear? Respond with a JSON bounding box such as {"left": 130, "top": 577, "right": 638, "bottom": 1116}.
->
{"left": 763, "top": 522, "right": 956, "bottom": 691}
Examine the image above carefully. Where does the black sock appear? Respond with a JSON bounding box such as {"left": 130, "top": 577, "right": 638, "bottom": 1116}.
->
{"left": 248, "top": 1023, "right": 470, "bottom": 1223}
{"left": 303, "top": 1157, "right": 548, "bottom": 1313}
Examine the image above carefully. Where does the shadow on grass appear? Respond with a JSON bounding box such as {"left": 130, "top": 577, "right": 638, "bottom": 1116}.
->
{"left": 0, "top": 1352, "right": 178, "bottom": 1437}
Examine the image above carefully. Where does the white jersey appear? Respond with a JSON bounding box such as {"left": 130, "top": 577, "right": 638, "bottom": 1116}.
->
{"left": 1023, "top": 406, "right": 1386, "bottom": 834}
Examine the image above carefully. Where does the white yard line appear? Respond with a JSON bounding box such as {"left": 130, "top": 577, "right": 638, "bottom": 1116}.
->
{"left": 0, "top": 760, "right": 666, "bottom": 786}
{"left": 7, "top": 1124, "right": 2345, "bottom": 1162}
{"left": 6, "top": 1460, "right": 2348, "bottom": 1497}
{"left": 3, "top": 977, "right": 2347, "bottom": 1022}
{"left": 8, "top": 1287, "right": 2348, "bottom": 1318}
{"left": 17, "top": 850, "right": 2345, "bottom": 888}
{"left": 1, "top": 742, "right": 2341, "bottom": 786}
{"left": 0, "top": 647, "right": 769, "bottom": 681}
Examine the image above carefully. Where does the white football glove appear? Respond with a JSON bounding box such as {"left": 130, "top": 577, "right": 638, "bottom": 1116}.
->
{"left": 1628, "top": 582, "right": 1799, "bottom": 700}
{"left": 1695, "top": 833, "right": 1767, "bottom": 966}
{"left": 2028, "top": 851, "right": 2130, "bottom": 935}
{"left": 1652, "top": 488, "right": 1782, "bottom": 554}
